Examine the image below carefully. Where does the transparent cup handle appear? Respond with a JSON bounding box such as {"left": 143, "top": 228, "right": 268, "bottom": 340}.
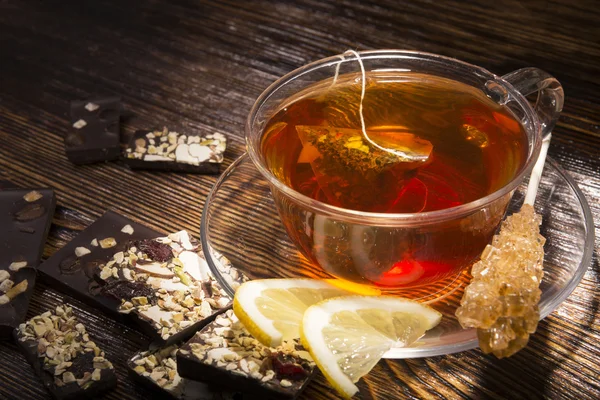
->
{"left": 502, "top": 68, "right": 564, "bottom": 139}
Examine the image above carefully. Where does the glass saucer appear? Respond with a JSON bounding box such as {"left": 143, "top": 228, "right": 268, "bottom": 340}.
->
{"left": 200, "top": 153, "right": 595, "bottom": 358}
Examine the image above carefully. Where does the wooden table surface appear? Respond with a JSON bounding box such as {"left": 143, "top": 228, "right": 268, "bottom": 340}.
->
{"left": 1, "top": 1, "right": 599, "bottom": 399}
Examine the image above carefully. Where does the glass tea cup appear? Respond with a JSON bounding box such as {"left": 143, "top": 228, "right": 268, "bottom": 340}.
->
{"left": 244, "top": 50, "right": 563, "bottom": 293}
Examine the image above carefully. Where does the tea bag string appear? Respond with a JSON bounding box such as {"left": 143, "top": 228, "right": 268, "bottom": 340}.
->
{"left": 336, "top": 50, "right": 416, "bottom": 160}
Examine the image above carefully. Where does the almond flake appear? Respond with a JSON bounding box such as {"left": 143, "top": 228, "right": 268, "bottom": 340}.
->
{"left": 99, "top": 238, "right": 117, "bottom": 249}
{"left": 75, "top": 247, "right": 91, "bottom": 257}
{"left": 73, "top": 119, "right": 87, "bottom": 129}
{"left": 85, "top": 103, "right": 99, "bottom": 112}
{"left": 121, "top": 224, "right": 134, "bottom": 235}
{"left": 23, "top": 191, "right": 43, "bottom": 202}
{"left": 90, "top": 239, "right": 99, "bottom": 247}
{"left": 9, "top": 261, "right": 28, "bottom": 271}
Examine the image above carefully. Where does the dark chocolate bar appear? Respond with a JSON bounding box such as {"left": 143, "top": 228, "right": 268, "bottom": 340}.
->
{"left": 128, "top": 342, "right": 238, "bottom": 399}
{"left": 124, "top": 128, "right": 226, "bottom": 174}
{"left": 39, "top": 211, "right": 247, "bottom": 345}
{"left": 0, "top": 187, "right": 56, "bottom": 339}
{"left": 66, "top": 97, "right": 121, "bottom": 164}
{"left": 177, "top": 310, "right": 316, "bottom": 399}
{"left": 14, "top": 305, "right": 117, "bottom": 400}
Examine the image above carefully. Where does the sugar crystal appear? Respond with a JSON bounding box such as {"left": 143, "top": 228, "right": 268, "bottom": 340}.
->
{"left": 456, "top": 205, "right": 545, "bottom": 358}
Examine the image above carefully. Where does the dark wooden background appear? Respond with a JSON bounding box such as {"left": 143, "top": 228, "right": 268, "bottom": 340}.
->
{"left": 1, "top": 1, "right": 599, "bottom": 399}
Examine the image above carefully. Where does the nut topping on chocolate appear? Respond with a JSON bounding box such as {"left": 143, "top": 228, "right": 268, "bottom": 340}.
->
{"left": 96, "top": 231, "right": 247, "bottom": 340}
{"left": 126, "top": 128, "right": 226, "bottom": 165}
{"left": 9, "top": 261, "right": 28, "bottom": 271}
{"left": 121, "top": 224, "right": 134, "bottom": 235}
{"left": 17, "top": 305, "right": 114, "bottom": 388}
{"left": 182, "top": 310, "right": 315, "bottom": 390}
{"left": 84, "top": 103, "right": 99, "bottom": 112}
{"left": 23, "top": 190, "right": 43, "bottom": 202}
{"left": 75, "top": 247, "right": 91, "bottom": 257}
{"left": 73, "top": 119, "right": 87, "bottom": 129}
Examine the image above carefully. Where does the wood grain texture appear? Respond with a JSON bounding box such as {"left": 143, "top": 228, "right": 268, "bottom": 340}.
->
{"left": 0, "top": 0, "right": 599, "bottom": 399}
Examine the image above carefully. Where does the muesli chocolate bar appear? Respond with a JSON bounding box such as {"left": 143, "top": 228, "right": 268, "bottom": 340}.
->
{"left": 99, "top": 230, "right": 247, "bottom": 343}
{"left": 39, "top": 211, "right": 246, "bottom": 345}
{"left": 14, "top": 305, "right": 117, "bottom": 400}
{"left": 124, "top": 128, "right": 226, "bottom": 174}
{"left": 66, "top": 97, "right": 121, "bottom": 164}
{"left": 177, "top": 310, "right": 316, "bottom": 399}
{"left": 0, "top": 187, "right": 56, "bottom": 339}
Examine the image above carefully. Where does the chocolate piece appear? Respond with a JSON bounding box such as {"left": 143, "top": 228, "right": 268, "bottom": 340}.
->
{"left": 14, "top": 305, "right": 117, "bottom": 400}
{"left": 39, "top": 212, "right": 247, "bottom": 345}
{"left": 66, "top": 97, "right": 121, "bottom": 164}
{"left": 128, "top": 343, "right": 237, "bottom": 399}
{"left": 124, "top": 128, "right": 226, "bottom": 174}
{"left": 38, "top": 211, "right": 159, "bottom": 321}
{"left": 98, "top": 230, "right": 248, "bottom": 344}
{"left": 177, "top": 310, "right": 316, "bottom": 399}
{"left": 0, "top": 187, "right": 56, "bottom": 339}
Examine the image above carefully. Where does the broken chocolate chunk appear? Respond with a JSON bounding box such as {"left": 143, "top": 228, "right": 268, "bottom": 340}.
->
{"left": 66, "top": 96, "right": 121, "bottom": 164}
{"left": 14, "top": 305, "right": 117, "bottom": 399}
{"left": 123, "top": 128, "right": 226, "bottom": 174}
{"left": 1, "top": 186, "right": 56, "bottom": 339}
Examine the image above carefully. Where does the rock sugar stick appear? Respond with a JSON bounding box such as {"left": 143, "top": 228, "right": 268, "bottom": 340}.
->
{"left": 455, "top": 133, "right": 551, "bottom": 358}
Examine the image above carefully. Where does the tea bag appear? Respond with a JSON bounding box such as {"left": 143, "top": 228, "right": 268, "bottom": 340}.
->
{"left": 295, "top": 50, "right": 434, "bottom": 211}
{"left": 296, "top": 125, "right": 432, "bottom": 211}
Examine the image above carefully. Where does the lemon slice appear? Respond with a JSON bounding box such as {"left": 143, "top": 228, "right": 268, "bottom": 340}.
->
{"left": 300, "top": 296, "right": 442, "bottom": 399}
{"left": 233, "top": 279, "right": 348, "bottom": 347}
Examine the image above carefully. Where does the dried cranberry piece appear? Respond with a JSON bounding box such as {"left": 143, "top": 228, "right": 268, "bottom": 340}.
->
{"left": 135, "top": 239, "right": 172, "bottom": 262}
{"left": 263, "top": 352, "right": 308, "bottom": 381}
{"left": 102, "top": 280, "right": 154, "bottom": 301}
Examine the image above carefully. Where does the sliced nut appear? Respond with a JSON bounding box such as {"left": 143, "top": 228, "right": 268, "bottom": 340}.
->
{"left": 9, "top": 261, "right": 28, "bottom": 271}
{"left": 131, "top": 296, "right": 148, "bottom": 306}
{"left": 62, "top": 372, "right": 76, "bottom": 384}
{"left": 90, "top": 239, "right": 99, "bottom": 247}
{"left": 280, "top": 379, "right": 293, "bottom": 387}
{"left": 0, "top": 279, "right": 14, "bottom": 293}
{"left": 75, "top": 247, "right": 91, "bottom": 257}
{"left": 73, "top": 119, "right": 87, "bottom": 129}
{"left": 23, "top": 191, "right": 43, "bottom": 202}
{"left": 114, "top": 252, "right": 124, "bottom": 264}
{"left": 99, "top": 238, "right": 117, "bottom": 249}
{"left": 0, "top": 270, "right": 9, "bottom": 283}
{"left": 85, "top": 103, "right": 99, "bottom": 112}
{"left": 133, "top": 365, "right": 146, "bottom": 374}
{"left": 121, "top": 224, "right": 134, "bottom": 235}
{"left": 92, "top": 368, "right": 102, "bottom": 381}
{"left": 5, "top": 280, "right": 28, "bottom": 300}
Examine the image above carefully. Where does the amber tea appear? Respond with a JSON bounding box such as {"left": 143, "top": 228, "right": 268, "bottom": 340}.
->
{"left": 261, "top": 72, "right": 528, "bottom": 288}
